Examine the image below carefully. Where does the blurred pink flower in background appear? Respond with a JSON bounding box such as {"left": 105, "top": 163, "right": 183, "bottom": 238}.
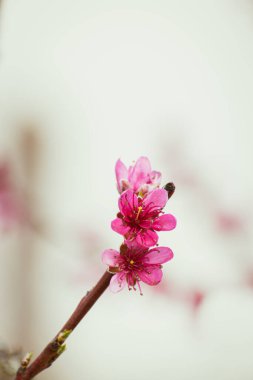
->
{"left": 115, "top": 156, "right": 161, "bottom": 194}
{"left": 159, "top": 135, "right": 253, "bottom": 310}
{"left": 111, "top": 188, "right": 176, "bottom": 247}
{"left": 102, "top": 242, "right": 173, "bottom": 294}
{"left": 215, "top": 211, "right": 245, "bottom": 234}
{"left": 160, "top": 137, "right": 247, "bottom": 235}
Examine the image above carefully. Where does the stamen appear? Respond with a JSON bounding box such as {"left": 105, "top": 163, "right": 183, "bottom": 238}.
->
{"left": 137, "top": 281, "right": 143, "bottom": 296}
{"left": 135, "top": 206, "right": 142, "bottom": 220}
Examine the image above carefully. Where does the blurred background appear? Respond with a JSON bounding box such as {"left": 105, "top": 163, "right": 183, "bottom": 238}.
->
{"left": 0, "top": 0, "right": 253, "bottom": 379}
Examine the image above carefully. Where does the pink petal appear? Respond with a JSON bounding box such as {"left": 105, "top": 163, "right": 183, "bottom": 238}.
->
{"left": 149, "top": 170, "right": 161, "bottom": 186}
{"left": 153, "top": 214, "right": 177, "bottom": 231}
{"left": 138, "top": 268, "right": 163, "bottom": 285}
{"left": 136, "top": 229, "right": 158, "bottom": 247}
{"left": 110, "top": 273, "right": 127, "bottom": 293}
{"left": 115, "top": 159, "right": 128, "bottom": 193}
{"left": 111, "top": 218, "right": 130, "bottom": 235}
{"left": 128, "top": 157, "right": 151, "bottom": 191}
{"left": 143, "top": 188, "right": 168, "bottom": 209}
{"left": 144, "top": 247, "right": 174, "bottom": 264}
{"left": 119, "top": 189, "right": 138, "bottom": 216}
{"left": 102, "top": 249, "right": 120, "bottom": 266}
{"left": 125, "top": 239, "right": 145, "bottom": 251}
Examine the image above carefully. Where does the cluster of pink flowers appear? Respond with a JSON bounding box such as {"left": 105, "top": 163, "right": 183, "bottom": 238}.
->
{"left": 102, "top": 157, "right": 177, "bottom": 294}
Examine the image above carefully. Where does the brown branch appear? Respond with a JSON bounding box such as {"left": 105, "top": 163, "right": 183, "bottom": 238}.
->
{"left": 15, "top": 271, "right": 113, "bottom": 380}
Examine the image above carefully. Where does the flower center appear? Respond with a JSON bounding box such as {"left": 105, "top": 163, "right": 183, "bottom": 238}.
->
{"left": 129, "top": 259, "right": 135, "bottom": 265}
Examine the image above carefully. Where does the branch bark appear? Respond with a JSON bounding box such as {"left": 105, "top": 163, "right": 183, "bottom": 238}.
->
{"left": 15, "top": 271, "right": 113, "bottom": 380}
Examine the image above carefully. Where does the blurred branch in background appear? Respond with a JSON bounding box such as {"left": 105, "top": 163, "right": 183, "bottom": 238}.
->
{"left": 0, "top": 125, "right": 44, "bottom": 356}
{"left": 0, "top": 346, "right": 21, "bottom": 380}
{"left": 17, "top": 125, "right": 43, "bottom": 348}
{"left": 0, "top": 162, "right": 26, "bottom": 230}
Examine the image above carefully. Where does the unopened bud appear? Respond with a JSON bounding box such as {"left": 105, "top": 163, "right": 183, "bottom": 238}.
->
{"left": 57, "top": 344, "right": 66, "bottom": 356}
{"left": 21, "top": 352, "right": 33, "bottom": 368}
{"left": 164, "top": 182, "right": 175, "bottom": 199}
{"left": 57, "top": 329, "right": 72, "bottom": 345}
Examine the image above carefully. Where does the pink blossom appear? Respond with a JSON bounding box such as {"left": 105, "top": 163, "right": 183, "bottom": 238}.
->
{"left": 190, "top": 290, "right": 205, "bottom": 311}
{"left": 111, "top": 188, "right": 176, "bottom": 247}
{"left": 216, "top": 211, "right": 244, "bottom": 233}
{"left": 102, "top": 242, "right": 174, "bottom": 294}
{"left": 115, "top": 156, "right": 161, "bottom": 194}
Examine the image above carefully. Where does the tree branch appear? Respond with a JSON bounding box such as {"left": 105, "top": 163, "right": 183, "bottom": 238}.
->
{"left": 15, "top": 271, "right": 113, "bottom": 380}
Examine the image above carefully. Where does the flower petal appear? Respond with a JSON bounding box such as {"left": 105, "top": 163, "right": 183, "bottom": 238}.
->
{"left": 136, "top": 229, "right": 158, "bottom": 247}
{"left": 143, "top": 188, "right": 168, "bottom": 209}
{"left": 138, "top": 268, "right": 163, "bottom": 285}
{"left": 128, "top": 157, "right": 151, "bottom": 191}
{"left": 125, "top": 239, "right": 146, "bottom": 252}
{"left": 149, "top": 170, "right": 161, "bottom": 186}
{"left": 102, "top": 249, "right": 120, "bottom": 266}
{"left": 115, "top": 159, "right": 129, "bottom": 193}
{"left": 153, "top": 214, "right": 177, "bottom": 231}
{"left": 111, "top": 218, "right": 130, "bottom": 235}
{"left": 110, "top": 273, "right": 127, "bottom": 293}
{"left": 118, "top": 189, "right": 138, "bottom": 216}
{"left": 144, "top": 247, "right": 174, "bottom": 264}
{"left": 138, "top": 170, "right": 161, "bottom": 195}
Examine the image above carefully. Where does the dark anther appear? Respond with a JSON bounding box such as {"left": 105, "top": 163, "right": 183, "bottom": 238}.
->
{"left": 164, "top": 182, "right": 176, "bottom": 199}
